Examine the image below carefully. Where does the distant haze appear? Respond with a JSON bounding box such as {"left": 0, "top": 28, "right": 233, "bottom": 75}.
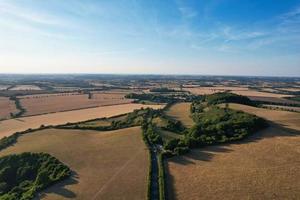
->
{"left": 0, "top": 0, "right": 300, "bottom": 76}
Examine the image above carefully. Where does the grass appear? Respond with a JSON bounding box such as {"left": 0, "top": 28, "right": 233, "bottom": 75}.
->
{"left": 166, "top": 125, "right": 300, "bottom": 200}
{"left": 165, "top": 103, "right": 194, "bottom": 128}
{"left": 0, "top": 127, "right": 149, "bottom": 200}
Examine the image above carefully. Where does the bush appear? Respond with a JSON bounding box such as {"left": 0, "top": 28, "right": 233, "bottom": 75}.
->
{"left": 0, "top": 152, "right": 71, "bottom": 200}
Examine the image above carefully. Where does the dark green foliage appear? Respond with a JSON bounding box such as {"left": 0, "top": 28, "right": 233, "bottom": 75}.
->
{"left": 0, "top": 152, "right": 71, "bottom": 200}
{"left": 286, "top": 96, "right": 300, "bottom": 102}
{"left": 163, "top": 139, "right": 180, "bottom": 151}
{"left": 144, "top": 123, "right": 163, "bottom": 145}
{"left": 162, "top": 119, "right": 185, "bottom": 134}
{"left": 125, "top": 93, "right": 203, "bottom": 104}
{"left": 149, "top": 88, "right": 176, "bottom": 93}
{"left": 187, "top": 106, "right": 268, "bottom": 147}
{"left": 125, "top": 93, "right": 177, "bottom": 104}
{"left": 190, "top": 101, "right": 205, "bottom": 113}
{"left": 173, "top": 146, "right": 190, "bottom": 155}
{"left": 9, "top": 96, "right": 26, "bottom": 117}
{"left": 205, "top": 92, "right": 255, "bottom": 106}
{"left": 0, "top": 134, "right": 19, "bottom": 151}
{"left": 60, "top": 107, "right": 163, "bottom": 131}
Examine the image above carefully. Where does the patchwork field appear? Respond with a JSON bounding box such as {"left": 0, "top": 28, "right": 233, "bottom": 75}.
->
{"left": 0, "top": 85, "right": 10, "bottom": 90}
{"left": 0, "top": 127, "right": 149, "bottom": 200}
{"left": 224, "top": 103, "right": 300, "bottom": 131}
{"left": 9, "top": 84, "right": 42, "bottom": 90}
{"left": 166, "top": 125, "right": 300, "bottom": 200}
{"left": 19, "top": 92, "right": 132, "bottom": 116}
{"left": 185, "top": 87, "right": 292, "bottom": 98}
{"left": 166, "top": 103, "right": 194, "bottom": 128}
{"left": 166, "top": 103, "right": 300, "bottom": 199}
{"left": 0, "top": 97, "right": 18, "bottom": 120}
{"left": 263, "top": 104, "right": 300, "bottom": 112}
{"left": 248, "top": 96, "right": 300, "bottom": 105}
{"left": 0, "top": 103, "right": 163, "bottom": 138}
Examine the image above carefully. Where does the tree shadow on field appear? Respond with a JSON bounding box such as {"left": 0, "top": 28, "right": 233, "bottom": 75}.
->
{"left": 165, "top": 121, "right": 300, "bottom": 199}
{"left": 35, "top": 171, "right": 79, "bottom": 199}
{"left": 168, "top": 121, "right": 300, "bottom": 166}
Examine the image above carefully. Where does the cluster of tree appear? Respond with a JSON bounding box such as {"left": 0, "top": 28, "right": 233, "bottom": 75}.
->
{"left": 163, "top": 138, "right": 189, "bottom": 156}
{"left": 125, "top": 93, "right": 203, "bottom": 104}
{"left": 162, "top": 100, "right": 268, "bottom": 156}
{"left": 190, "top": 100, "right": 205, "bottom": 113}
{"left": 161, "top": 118, "right": 186, "bottom": 134}
{"left": 185, "top": 106, "right": 268, "bottom": 147}
{"left": 205, "top": 92, "right": 256, "bottom": 106}
{"left": 60, "top": 107, "right": 163, "bottom": 131}
{"left": 0, "top": 152, "right": 71, "bottom": 200}
{"left": 142, "top": 122, "right": 163, "bottom": 145}
{"left": 149, "top": 87, "right": 176, "bottom": 93}
{"left": 9, "top": 96, "right": 26, "bottom": 118}
{"left": 125, "top": 93, "right": 177, "bottom": 103}
{"left": 0, "top": 134, "right": 19, "bottom": 151}
{"left": 286, "top": 96, "right": 300, "bottom": 102}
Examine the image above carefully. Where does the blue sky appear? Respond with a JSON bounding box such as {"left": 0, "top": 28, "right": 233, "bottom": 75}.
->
{"left": 0, "top": 0, "right": 299, "bottom": 76}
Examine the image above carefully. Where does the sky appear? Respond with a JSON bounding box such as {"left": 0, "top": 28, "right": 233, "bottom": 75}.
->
{"left": 0, "top": 0, "right": 300, "bottom": 76}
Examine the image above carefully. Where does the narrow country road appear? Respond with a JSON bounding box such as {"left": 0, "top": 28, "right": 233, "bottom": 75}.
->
{"left": 149, "top": 146, "right": 160, "bottom": 200}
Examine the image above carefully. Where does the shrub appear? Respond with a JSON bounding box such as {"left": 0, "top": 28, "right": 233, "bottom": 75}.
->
{"left": 0, "top": 152, "right": 71, "bottom": 200}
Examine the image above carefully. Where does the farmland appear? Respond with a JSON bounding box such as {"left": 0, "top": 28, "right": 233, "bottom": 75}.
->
{"left": 263, "top": 104, "right": 300, "bottom": 112}
{"left": 9, "top": 84, "right": 42, "bottom": 90}
{"left": 184, "top": 86, "right": 292, "bottom": 98}
{"left": 165, "top": 103, "right": 194, "bottom": 128}
{"left": 0, "top": 103, "right": 163, "bottom": 138}
{"left": 0, "top": 74, "right": 300, "bottom": 199}
{"left": 223, "top": 103, "right": 300, "bottom": 130}
{"left": 166, "top": 102, "right": 300, "bottom": 200}
{"left": 0, "top": 97, "right": 18, "bottom": 120}
{"left": 0, "top": 127, "right": 149, "bottom": 200}
{"left": 166, "top": 125, "right": 300, "bottom": 200}
{"left": 19, "top": 92, "right": 132, "bottom": 116}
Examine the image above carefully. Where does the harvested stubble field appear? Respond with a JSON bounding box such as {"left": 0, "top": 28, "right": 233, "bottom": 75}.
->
{"left": 224, "top": 103, "right": 300, "bottom": 130}
{"left": 165, "top": 103, "right": 194, "bottom": 128}
{"left": 0, "top": 103, "right": 163, "bottom": 138}
{"left": 9, "top": 84, "right": 42, "bottom": 90}
{"left": 249, "top": 96, "right": 300, "bottom": 105}
{"left": 278, "top": 87, "right": 300, "bottom": 92}
{"left": 0, "top": 85, "right": 10, "bottom": 90}
{"left": 166, "top": 125, "right": 300, "bottom": 200}
{"left": 185, "top": 86, "right": 292, "bottom": 98}
{"left": 19, "top": 92, "right": 133, "bottom": 116}
{"left": 0, "top": 97, "right": 18, "bottom": 120}
{"left": 263, "top": 104, "right": 300, "bottom": 112}
{"left": 0, "top": 127, "right": 149, "bottom": 200}
{"left": 166, "top": 103, "right": 300, "bottom": 200}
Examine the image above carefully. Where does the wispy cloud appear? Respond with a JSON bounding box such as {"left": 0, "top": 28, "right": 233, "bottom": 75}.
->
{"left": 176, "top": 0, "right": 198, "bottom": 19}
{"left": 178, "top": 6, "right": 198, "bottom": 19}
{"left": 0, "top": 1, "right": 64, "bottom": 26}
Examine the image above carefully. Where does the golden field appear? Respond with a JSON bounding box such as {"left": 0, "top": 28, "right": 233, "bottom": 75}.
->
{"left": 19, "top": 92, "right": 132, "bottom": 116}
{"left": 0, "top": 103, "right": 163, "bottom": 138}
{"left": 0, "top": 127, "right": 149, "bottom": 200}
{"left": 166, "top": 104, "right": 300, "bottom": 200}
{"left": 166, "top": 125, "right": 300, "bottom": 200}
{"left": 184, "top": 86, "right": 292, "bottom": 98}
{"left": 0, "top": 97, "right": 18, "bottom": 120}
{"left": 165, "top": 102, "right": 194, "bottom": 128}
{"left": 223, "top": 103, "right": 300, "bottom": 131}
